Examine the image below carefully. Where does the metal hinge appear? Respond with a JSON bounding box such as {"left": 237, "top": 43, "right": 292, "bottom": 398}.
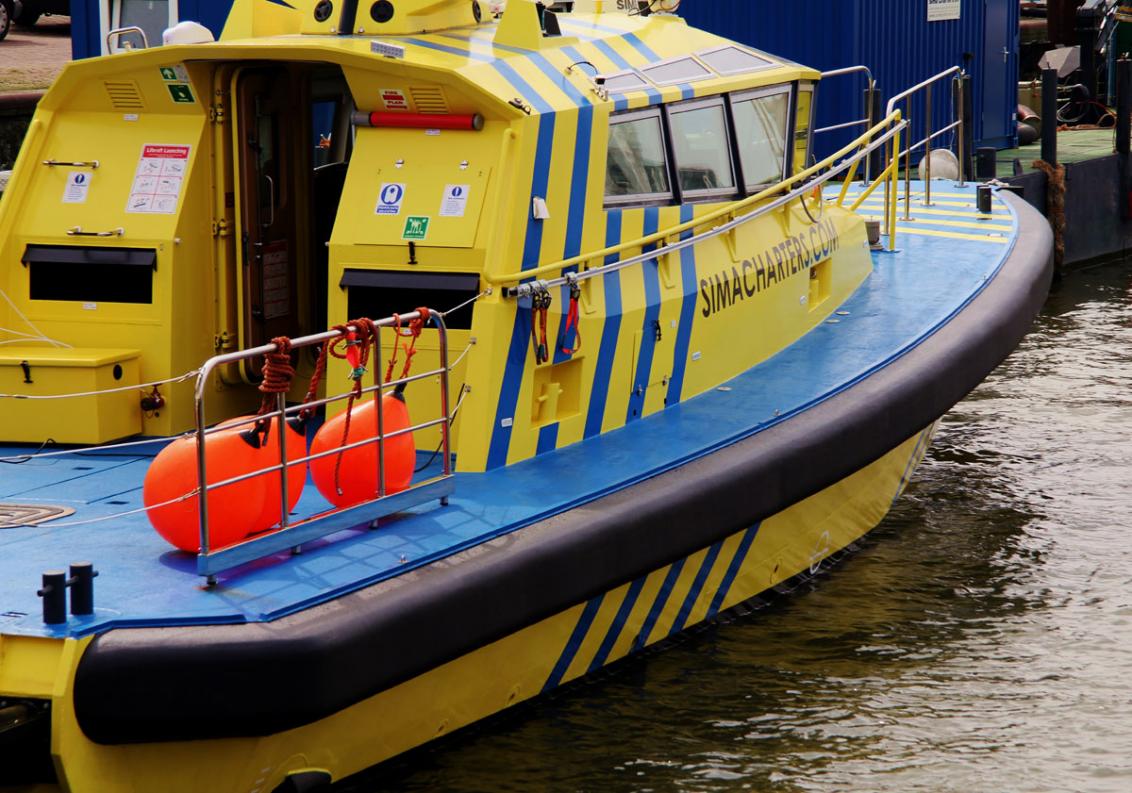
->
{"left": 209, "top": 104, "right": 226, "bottom": 124}
{"left": 214, "top": 330, "right": 235, "bottom": 351}
{"left": 211, "top": 218, "right": 231, "bottom": 237}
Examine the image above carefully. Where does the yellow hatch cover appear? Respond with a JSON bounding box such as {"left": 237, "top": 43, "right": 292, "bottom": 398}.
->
{"left": 0, "top": 347, "right": 141, "bottom": 368}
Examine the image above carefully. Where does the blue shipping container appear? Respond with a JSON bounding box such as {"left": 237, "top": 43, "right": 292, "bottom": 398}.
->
{"left": 680, "top": 0, "right": 1019, "bottom": 156}
{"left": 71, "top": 1, "right": 235, "bottom": 60}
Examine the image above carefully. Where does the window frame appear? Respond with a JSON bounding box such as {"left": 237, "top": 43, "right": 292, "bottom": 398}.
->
{"left": 664, "top": 95, "right": 740, "bottom": 203}
{"left": 791, "top": 81, "right": 817, "bottom": 175}
{"left": 640, "top": 55, "right": 714, "bottom": 87}
{"left": 696, "top": 45, "right": 777, "bottom": 77}
{"left": 729, "top": 84, "right": 795, "bottom": 194}
{"left": 600, "top": 69, "right": 651, "bottom": 95}
{"left": 603, "top": 106, "right": 677, "bottom": 209}
{"left": 110, "top": 0, "right": 180, "bottom": 49}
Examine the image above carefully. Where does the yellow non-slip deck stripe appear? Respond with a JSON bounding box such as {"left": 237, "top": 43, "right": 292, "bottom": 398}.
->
{"left": 894, "top": 225, "right": 1009, "bottom": 243}
{"left": 883, "top": 216, "right": 1013, "bottom": 232}
{"left": 851, "top": 201, "right": 1012, "bottom": 222}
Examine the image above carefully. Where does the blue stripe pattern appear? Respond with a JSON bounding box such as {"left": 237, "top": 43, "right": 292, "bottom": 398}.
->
{"left": 665, "top": 204, "right": 698, "bottom": 406}
{"left": 626, "top": 207, "right": 661, "bottom": 423}
{"left": 400, "top": 37, "right": 495, "bottom": 63}
{"left": 588, "top": 576, "right": 647, "bottom": 673}
{"left": 632, "top": 558, "right": 685, "bottom": 651}
{"left": 485, "top": 63, "right": 558, "bottom": 469}
{"left": 588, "top": 38, "right": 662, "bottom": 106}
{"left": 669, "top": 541, "right": 723, "bottom": 636}
{"left": 707, "top": 523, "right": 762, "bottom": 617}
{"left": 583, "top": 212, "right": 624, "bottom": 439}
{"left": 543, "top": 595, "right": 605, "bottom": 692}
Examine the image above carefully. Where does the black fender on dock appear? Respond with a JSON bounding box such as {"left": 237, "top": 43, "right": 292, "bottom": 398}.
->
{"left": 73, "top": 194, "right": 1055, "bottom": 745}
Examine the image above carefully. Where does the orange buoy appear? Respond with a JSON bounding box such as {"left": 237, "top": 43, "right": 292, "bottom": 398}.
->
{"left": 222, "top": 417, "right": 308, "bottom": 534}
{"left": 143, "top": 428, "right": 266, "bottom": 553}
{"left": 310, "top": 392, "right": 415, "bottom": 508}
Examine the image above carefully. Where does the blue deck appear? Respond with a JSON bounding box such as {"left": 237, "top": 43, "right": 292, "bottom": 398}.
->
{"left": 0, "top": 183, "right": 1017, "bottom": 639}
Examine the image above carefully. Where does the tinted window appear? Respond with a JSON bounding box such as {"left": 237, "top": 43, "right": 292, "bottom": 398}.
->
{"left": 605, "top": 112, "right": 671, "bottom": 201}
{"left": 669, "top": 101, "right": 735, "bottom": 195}
{"left": 699, "top": 46, "right": 774, "bottom": 76}
{"left": 604, "top": 72, "right": 649, "bottom": 93}
{"left": 642, "top": 58, "right": 712, "bottom": 86}
{"left": 732, "top": 90, "right": 790, "bottom": 188}
{"left": 118, "top": 0, "right": 170, "bottom": 47}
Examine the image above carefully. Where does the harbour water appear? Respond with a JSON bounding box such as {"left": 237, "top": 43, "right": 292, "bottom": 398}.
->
{"left": 349, "top": 260, "right": 1132, "bottom": 792}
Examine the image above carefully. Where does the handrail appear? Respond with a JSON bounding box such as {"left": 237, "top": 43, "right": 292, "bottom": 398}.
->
{"left": 192, "top": 309, "right": 453, "bottom": 583}
{"left": 814, "top": 65, "right": 877, "bottom": 136}
{"left": 885, "top": 65, "right": 967, "bottom": 211}
{"left": 486, "top": 110, "right": 905, "bottom": 289}
{"left": 885, "top": 65, "right": 961, "bottom": 118}
{"left": 508, "top": 118, "right": 906, "bottom": 298}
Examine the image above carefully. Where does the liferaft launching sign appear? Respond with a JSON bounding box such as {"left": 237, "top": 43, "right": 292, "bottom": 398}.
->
{"left": 927, "top": 0, "right": 961, "bottom": 21}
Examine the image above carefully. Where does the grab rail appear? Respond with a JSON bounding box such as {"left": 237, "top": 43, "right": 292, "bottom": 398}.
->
{"left": 487, "top": 110, "right": 906, "bottom": 290}
{"left": 191, "top": 309, "right": 453, "bottom": 583}
{"left": 815, "top": 65, "right": 879, "bottom": 185}
{"left": 886, "top": 65, "right": 967, "bottom": 211}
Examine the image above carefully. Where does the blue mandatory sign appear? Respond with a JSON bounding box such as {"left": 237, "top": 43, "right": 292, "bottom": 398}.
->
{"left": 376, "top": 182, "right": 406, "bottom": 216}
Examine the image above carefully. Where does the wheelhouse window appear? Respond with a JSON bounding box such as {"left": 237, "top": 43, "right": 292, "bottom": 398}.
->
{"left": 112, "top": 0, "right": 178, "bottom": 49}
{"left": 731, "top": 87, "right": 791, "bottom": 190}
{"left": 605, "top": 108, "right": 673, "bottom": 206}
{"left": 698, "top": 46, "right": 775, "bottom": 76}
{"left": 642, "top": 57, "right": 713, "bottom": 86}
{"left": 793, "top": 82, "right": 816, "bottom": 175}
{"left": 668, "top": 97, "right": 736, "bottom": 199}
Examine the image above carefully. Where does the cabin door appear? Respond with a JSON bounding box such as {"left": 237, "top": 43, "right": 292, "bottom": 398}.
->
{"left": 235, "top": 67, "right": 306, "bottom": 377}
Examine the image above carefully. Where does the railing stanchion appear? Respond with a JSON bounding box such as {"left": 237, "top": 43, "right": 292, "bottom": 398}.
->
{"left": 276, "top": 393, "right": 291, "bottom": 542}
{"left": 890, "top": 117, "right": 901, "bottom": 251}
{"left": 436, "top": 314, "right": 452, "bottom": 505}
{"left": 195, "top": 379, "right": 210, "bottom": 559}
{"left": 924, "top": 83, "right": 932, "bottom": 206}
{"left": 376, "top": 324, "right": 386, "bottom": 503}
{"left": 955, "top": 73, "right": 967, "bottom": 187}
{"left": 904, "top": 98, "right": 912, "bottom": 220}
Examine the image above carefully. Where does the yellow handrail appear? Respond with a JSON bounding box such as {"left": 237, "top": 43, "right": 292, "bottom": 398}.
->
{"left": 483, "top": 110, "right": 904, "bottom": 287}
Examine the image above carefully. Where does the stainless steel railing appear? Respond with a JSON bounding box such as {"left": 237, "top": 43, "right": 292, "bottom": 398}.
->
{"left": 191, "top": 309, "right": 453, "bottom": 583}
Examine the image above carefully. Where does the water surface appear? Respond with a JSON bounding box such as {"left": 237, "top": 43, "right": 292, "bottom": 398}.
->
{"left": 349, "top": 262, "right": 1132, "bottom": 793}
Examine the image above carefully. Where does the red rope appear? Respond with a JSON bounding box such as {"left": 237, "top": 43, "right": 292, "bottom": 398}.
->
{"left": 327, "top": 319, "right": 378, "bottom": 496}
{"left": 250, "top": 337, "right": 295, "bottom": 444}
{"left": 560, "top": 285, "right": 581, "bottom": 356}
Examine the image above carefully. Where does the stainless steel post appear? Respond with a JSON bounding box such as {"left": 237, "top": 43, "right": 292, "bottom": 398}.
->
{"left": 924, "top": 83, "right": 933, "bottom": 205}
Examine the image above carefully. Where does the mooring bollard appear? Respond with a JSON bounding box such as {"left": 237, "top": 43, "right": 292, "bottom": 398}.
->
{"left": 37, "top": 571, "right": 67, "bottom": 625}
{"left": 1041, "top": 69, "right": 1059, "bottom": 166}
{"left": 69, "top": 562, "right": 98, "bottom": 616}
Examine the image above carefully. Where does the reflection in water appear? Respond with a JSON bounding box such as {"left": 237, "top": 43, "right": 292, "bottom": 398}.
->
{"left": 345, "top": 263, "right": 1132, "bottom": 793}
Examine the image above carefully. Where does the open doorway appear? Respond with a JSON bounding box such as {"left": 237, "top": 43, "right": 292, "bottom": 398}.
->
{"left": 232, "top": 63, "right": 353, "bottom": 380}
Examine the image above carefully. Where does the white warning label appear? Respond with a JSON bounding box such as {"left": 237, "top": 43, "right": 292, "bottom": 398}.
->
{"left": 439, "top": 184, "right": 470, "bottom": 218}
{"left": 127, "top": 144, "right": 190, "bottom": 214}
{"left": 376, "top": 182, "right": 406, "bottom": 216}
{"left": 63, "top": 171, "right": 91, "bottom": 204}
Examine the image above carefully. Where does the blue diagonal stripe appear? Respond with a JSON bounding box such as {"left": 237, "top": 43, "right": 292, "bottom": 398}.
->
{"left": 632, "top": 559, "right": 685, "bottom": 652}
{"left": 666, "top": 204, "right": 698, "bottom": 405}
{"left": 584, "top": 212, "right": 624, "bottom": 439}
{"left": 626, "top": 207, "right": 662, "bottom": 423}
{"left": 588, "top": 576, "right": 647, "bottom": 673}
{"left": 400, "top": 36, "right": 496, "bottom": 63}
{"left": 669, "top": 541, "right": 723, "bottom": 636}
{"left": 485, "top": 62, "right": 556, "bottom": 469}
{"left": 543, "top": 594, "right": 604, "bottom": 692}
{"left": 707, "top": 523, "right": 762, "bottom": 618}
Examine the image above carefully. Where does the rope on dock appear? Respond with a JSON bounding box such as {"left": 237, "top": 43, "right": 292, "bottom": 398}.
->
{"left": 1032, "top": 159, "right": 1067, "bottom": 268}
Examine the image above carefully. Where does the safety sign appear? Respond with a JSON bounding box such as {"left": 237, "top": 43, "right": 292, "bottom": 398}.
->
{"left": 403, "top": 216, "right": 430, "bottom": 241}
{"left": 376, "top": 182, "right": 406, "bottom": 215}
{"left": 381, "top": 88, "right": 409, "bottom": 110}
{"left": 63, "top": 171, "right": 91, "bottom": 204}
{"left": 127, "top": 144, "right": 190, "bottom": 214}
{"left": 439, "top": 184, "right": 470, "bottom": 218}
